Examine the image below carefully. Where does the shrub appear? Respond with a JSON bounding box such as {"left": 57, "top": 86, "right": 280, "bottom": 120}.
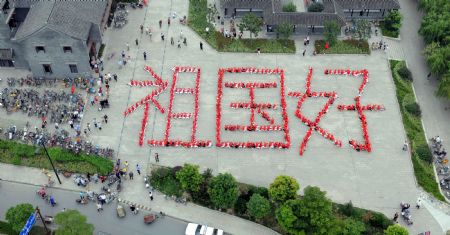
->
{"left": 340, "top": 201, "right": 355, "bottom": 217}
{"left": 308, "top": 2, "right": 324, "bottom": 12}
{"left": 368, "top": 212, "right": 392, "bottom": 229}
{"left": 397, "top": 64, "right": 413, "bottom": 81}
{"left": 234, "top": 196, "right": 248, "bottom": 216}
{"left": 247, "top": 194, "right": 271, "bottom": 219}
{"left": 176, "top": 164, "right": 203, "bottom": 192}
{"left": 282, "top": 2, "right": 297, "bottom": 12}
{"left": 5, "top": 203, "right": 34, "bottom": 233}
{"left": 269, "top": 175, "right": 300, "bottom": 204}
{"left": 416, "top": 144, "right": 432, "bottom": 163}
{"left": 208, "top": 173, "right": 239, "bottom": 209}
{"left": 384, "top": 224, "right": 408, "bottom": 235}
{"left": 405, "top": 102, "right": 421, "bottom": 117}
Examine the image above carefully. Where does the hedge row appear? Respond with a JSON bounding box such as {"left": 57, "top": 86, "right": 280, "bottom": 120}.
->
{"left": 390, "top": 60, "right": 444, "bottom": 201}
{"left": 0, "top": 139, "right": 113, "bottom": 175}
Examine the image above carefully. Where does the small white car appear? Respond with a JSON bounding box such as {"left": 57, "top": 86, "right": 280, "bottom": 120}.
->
{"left": 185, "top": 223, "right": 223, "bottom": 235}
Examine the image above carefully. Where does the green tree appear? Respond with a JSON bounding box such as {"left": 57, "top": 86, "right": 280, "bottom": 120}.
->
{"left": 276, "top": 23, "right": 294, "bottom": 39}
{"left": 276, "top": 186, "right": 336, "bottom": 235}
{"left": 5, "top": 203, "right": 34, "bottom": 233}
{"left": 282, "top": 2, "right": 297, "bottom": 12}
{"left": 238, "top": 13, "right": 263, "bottom": 38}
{"left": 268, "top": 175, "right": 299, "bottom": 204}
{"left": 437, "top": 73, "right": 450, "bottom": 99}
{"left": 207, "top": 173, "right": 239, "bottom": 209}
{"left": 383, "top": 11, "right": 402, "bottom": 32}
{"left": 55, "top": 209, "right": 94, "bottom": 235}
{"left": 324, "top": 21, "right": 340, "bottom": 46}
{"left": 246, "top": 194, "right": 271, "bottom": 219}
{"left": 176, "top": 163, "right": 204, "bottom": 192}
{"left": 335, "top": 218, "right": 366, "bottom": 235}
{"left": 206, "top": 3, "right": 218, "bottom": 24}
{"left": 355, "top": 19, "right": 372, "bottom": 40}
{"left": 308, "top": 2, "right": 324, "bottom": 12}
{"left": 424, "top": 42, "right": 450, "bottom": 75}
{"left": 384, "top": 224, "right": 409, "bottom": 235}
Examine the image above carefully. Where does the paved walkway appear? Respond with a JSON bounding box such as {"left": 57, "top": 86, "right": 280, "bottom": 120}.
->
{"left": 395, "top": 0, "right": 450, "bottom": 232}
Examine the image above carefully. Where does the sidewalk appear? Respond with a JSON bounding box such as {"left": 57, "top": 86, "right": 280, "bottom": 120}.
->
{"left": 0, "top": 163, "right": 279, "bottom": 235}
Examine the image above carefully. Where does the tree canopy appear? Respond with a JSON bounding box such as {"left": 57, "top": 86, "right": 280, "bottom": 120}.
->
{"left": 283, "top": 2, "right": 297, "bottom": 12}
{"left": 207, "top": 173, "right": 239, "bottom": 209}
{"left": 238, "top": 13, "right": 263, "bottom": 38}
{"left": 383, "top": 11, "right": 402, "bottom": 32}
{"left": 324, "top": 21, "right": 340, "bottom": 46}
{"left": 54, "top": 209, "right": 94, "bottom": 235}
{"left": 277, "top": 23, "right": 294, "bottom": 39}
{"left": 176, "top": 163, "right": 204, "bottom": 192}
{"left": 419, "top": 0, "right": 450, "bottom": 99}
{"left": 384, "top": 224, "right": 409, "bottom": 235}
{"left": 5, "top": 203, "right": 34, "bottom": 233}
{"left": 269, "top": 175, "right": 299, "bottom": 204}
{"left": 276, "top": 186, "right": 336, "bottom": 235}
{"left": 247, "top": 193, "right": 271, "bottom": 219}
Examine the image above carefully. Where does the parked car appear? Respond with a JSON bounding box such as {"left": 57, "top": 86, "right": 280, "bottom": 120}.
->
{"left": 185, "top": 223, "right": 223, "bottom": 235}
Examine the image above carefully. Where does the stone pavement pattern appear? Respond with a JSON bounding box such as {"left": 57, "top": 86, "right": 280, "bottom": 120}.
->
{"left": 0, "top": 0, "right": 447, "bottom": 234}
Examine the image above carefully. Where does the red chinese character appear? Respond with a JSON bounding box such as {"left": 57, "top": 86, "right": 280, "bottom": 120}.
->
{"left": 124, "top": 66, "right": 168, "bottom": 146}
{"left": 216, "top": 67, "right": 290, "bottom": 149}
{"left": 288, "top": 68, "right": 342, "bottom": 155}
{"left": 148, "top": 66, "right": 211, "bottom": 148}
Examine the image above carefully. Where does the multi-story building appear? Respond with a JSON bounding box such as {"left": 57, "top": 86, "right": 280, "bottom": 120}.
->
{"left": 0, "top": 0, "right": 111, "bottom": 78}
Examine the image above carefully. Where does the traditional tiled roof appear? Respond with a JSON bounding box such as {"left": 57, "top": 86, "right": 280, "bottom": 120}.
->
{"left": 12, "top": 0, "right": 107, "bottom": 41}
{"left": 334, "top": 0, "right": 400, "bottom": 10}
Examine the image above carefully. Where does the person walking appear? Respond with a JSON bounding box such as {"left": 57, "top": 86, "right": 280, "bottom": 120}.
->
{"left": 161, "top": 33, "right": 165, "bottom": 41}
{"left": 135, "top": 38, "right": 139, "bottom": 46}
{"left": 103, "top": 114, "right": 108, "bottom": 124}
{"left": 126, "top": 43, "right": 130, "bottom": 51}
{"left": 171, "top": 37, "right": 174, "bottom": 45}
{"left": 183, "top": 37, "right": 187, "bottom": 46}
{"left": 97, "top": 203, "right": 103, "bottom": 212}
{"left": 177, "top": 40, "right": 181, "bottom": 48}
{"left": 200, "top": 42, "right": 203, "bottom": 50}
{"left": 140, "top": 24, "right": 144, "bottom": 34}
{"left": 402, "top": 140, "right": 408, "bottom": 151}
{"left": 154, "top": 153, "right": 159, "bottom": 162}
{"left": 427, "top": 72, "right": 432, "bottom": 80}
{"left": 80, "top": 191, "right": 85, "bottom": 200}
{"left": 136, "top": 164, "right": 141, "bottom": 175}
{"left": 129, "top": 171, "right": 134, "bottom": 180}
{"left": 143, "top": 52, "right": 147, "bottom": 60}
{"left": 416, "top": 198, "right": 422, "bottom": 209}
{"left": 149, "top": 191, "right": 154, "bottom": 201}
{"left": 159, "top": 20, "right": 162, "bottom": 28}
{"left": 167, "top": 17, "right": 171, "bottom": 26}
{"left": 393, "top": 212, "right": 399, "bottom": 223}
{"left": 302, "top": 49, "right": 306, "bottom": 56}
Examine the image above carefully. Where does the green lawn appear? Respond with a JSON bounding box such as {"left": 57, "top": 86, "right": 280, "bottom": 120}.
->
{"left": 187, "top": 0, "right": 295, "bottom": 53}
{"left": 389, "top": 60, "right": 444, "bottom": 201}
{"left": 315, "top": 39, "right": 370, "bottom": 54}
{"left": 0, "top": 139, "right": 113, "bottom": 175}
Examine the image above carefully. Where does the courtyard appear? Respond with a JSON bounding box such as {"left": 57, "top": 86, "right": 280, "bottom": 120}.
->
{"left": 0, "top": 0, "right": 445, "bottom": 234}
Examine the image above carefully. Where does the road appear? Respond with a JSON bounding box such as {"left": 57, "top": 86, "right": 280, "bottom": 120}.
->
{"left": 0, "top": 180, "right": 187, "bottom": 235}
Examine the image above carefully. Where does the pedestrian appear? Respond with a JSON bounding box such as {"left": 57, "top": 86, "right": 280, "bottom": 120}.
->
{"left": 84, "top": 128, "right": 88, "bottom": 136}
{"left": 177, "top": 40, "right": 181, "bottom": 48}
{"left": 87, "top": 172, "right": 91, "bottom": 182}
{"left": 183, "top": 37, "right": 187, "bottom": 46}
{"left": 113, "top": 74, "right": 118, "bottom": 82}
{"left": 155, "top": 153, "right": 159, "bottom": 162}
{"left": 393, "top": 212, "right": 399, "bottom": 223}
{"left": 135, "top": 38, "right": 139, "bottom": 46}
{"left": 306, "top": 36, "right": 310, "bottom": 45}
{"left": 55, "top": 122, "right": 59, "bottom": 129}
{"left": 161, "top": 33, "right": 165, "bottom": 41}
{"left": 140, "top": 24, "right": 144, "bottom": 34}
{"left": 103, "top": 114, "right": 108, "bottom": 124}
{"left": 416, "top": 198, "right": 422, "bottom": 209}
{"left": 427, "top": 72, "right": 432, "bottom": 80}
{"left": 69, "top": 120, "right": 74, "bottom": 129}
{"left": 149, "top": 191, "right": 153, "bottom": 201}
{"left": 121, "top": 50, "right": 126, "bottom": 58}
{"left": 302, "top": 49, "right": 306, "bottom": 56}
{"left": 171, "top": 37, "right": 174, "bottom": 45}
{"left": 87, "top": 122, "right": 91, "bottom": 132}
{"left": 98, "top": 121, "right": 102, "bottom": 131}
{"left": 304, "top": 38, "right": 307, "bottom": 46}
{"left": 125, "top": 161, "right": 129, "bottom": 168}
{"left": 257, "top": 48, "right": 261, "bottom": 54}
{"left": 80, "top": 191, "right": 85, "bottom": 200}
{"left": 167, "top": 17, "right": 170, "bottom": 26}
{"left": 200, "top": 42, "right": 203, "bottom": 50}
{"left": 159, "top": 19, "right": 162, "bottom": 28}
{"left": 180, "top": 30, "right": 183, "bottom": 39}
{"left": 116, "top": 158, "right": 121, "bottom": 167}
{"left": 136, "top": 164, "right": 141, "bottom": 175}
{"left": 97, "top": 203, "right": 103, "bottom": 212}
{"left": 143, "top": 51, "right": 147, "bottom": 60}
{"left": 126, "top": 43, "right": 130, "bottom": 51}
{"left": 129, "top": 171, "right": 134, "bottom": 180}
{"left": 402, "top": 140, "right": 408, "bottom": 151}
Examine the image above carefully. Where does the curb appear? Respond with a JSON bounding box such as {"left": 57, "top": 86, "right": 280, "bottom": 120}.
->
{"left": 117, "top": 198, "right": 152, "bottom": 211}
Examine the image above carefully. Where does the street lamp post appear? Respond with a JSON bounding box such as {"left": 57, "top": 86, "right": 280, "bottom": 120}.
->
{"left": 40, "top": 141, "right": 62, "bottom": 185}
